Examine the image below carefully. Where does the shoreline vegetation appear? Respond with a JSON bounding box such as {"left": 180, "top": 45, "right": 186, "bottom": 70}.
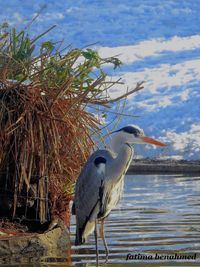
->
{"left": 128, "top": 159, "right": 200, "bottom": 174}
{"left": 0, "top": 21, "right": 198, "bottom": 257}
{"left": 0, "top": 22, "right": 144, "bottom": 234}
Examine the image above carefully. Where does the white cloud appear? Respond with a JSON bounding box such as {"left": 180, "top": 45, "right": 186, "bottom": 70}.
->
{"left": 163, "top": 124, "right": 200, "bottom": 156}
{"left": 136, "top": 96, "right": 172, "bottom": 112}
{"left": 107, "top": 59, "right": 200, "bottom": 103}
{"left": 33, "top": 12, "right": 64, "bottom": 22}
{"left": 179, "top": 89, "right": 191, "bottom": 101}
{"left": 98, "top": 35, "right": 200, "bottom": 64}
{"left": 66, "top": 7, "right": 81, "bottom": 13}
{"left": 13, "top": 12, "right": 23, "bottom": 23}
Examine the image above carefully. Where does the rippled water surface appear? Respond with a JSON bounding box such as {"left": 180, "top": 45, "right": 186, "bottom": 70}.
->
{"left": 70, "top": 174, "right": 200, "bottom": 266}
{"left": 2, "top": 174, "right": 200, "bottom": 266}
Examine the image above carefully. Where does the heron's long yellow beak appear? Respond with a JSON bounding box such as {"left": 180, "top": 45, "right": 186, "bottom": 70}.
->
{"left": 141, "top": 136, "right": 167, "bottom": 147}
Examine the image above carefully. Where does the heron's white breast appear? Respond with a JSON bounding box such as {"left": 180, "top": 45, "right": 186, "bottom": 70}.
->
{"left": 105, "top": 176, "right": 125, "bottom": 217}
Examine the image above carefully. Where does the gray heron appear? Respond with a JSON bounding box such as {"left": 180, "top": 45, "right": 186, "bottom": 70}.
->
{"left": 72, "top": 125, "right": 166, "bottom": 263}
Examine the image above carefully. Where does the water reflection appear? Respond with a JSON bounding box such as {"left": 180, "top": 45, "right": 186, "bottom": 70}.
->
{"left": 70, "top": 174, "right": 200, "bottom": 266}
{"left": 0, "top": 174, "right": 200, "bottom": 266}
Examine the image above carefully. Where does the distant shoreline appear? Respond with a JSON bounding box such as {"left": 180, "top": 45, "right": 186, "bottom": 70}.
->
{"left": 128, "top": 159, "right": 200, "bottom": 174}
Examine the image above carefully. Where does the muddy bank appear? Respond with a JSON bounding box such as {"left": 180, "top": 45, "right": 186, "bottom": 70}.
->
{"left": 128, "top": 159, "right": 200, "bottom": 174}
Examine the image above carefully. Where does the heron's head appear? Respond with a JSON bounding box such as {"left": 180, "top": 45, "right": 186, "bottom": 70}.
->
{"left": 111, "top": 124, "right": 166, "bottom": 147}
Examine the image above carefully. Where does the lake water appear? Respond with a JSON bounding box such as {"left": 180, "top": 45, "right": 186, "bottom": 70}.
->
{"left": 70, "top": 174, "right": 200, "bottom": 267}
{"left": 1, "top": 174, "right": 200, "bottom": 266}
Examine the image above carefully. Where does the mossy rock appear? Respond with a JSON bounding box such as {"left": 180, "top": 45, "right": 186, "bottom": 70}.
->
{"left": 0, "top": 227, "right": 70, "bottom": 257}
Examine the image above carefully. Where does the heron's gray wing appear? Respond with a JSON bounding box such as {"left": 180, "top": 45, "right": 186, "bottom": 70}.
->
{"left": 98, "top": 146, "right": 133, "bottom": 217}
{"left": 73, "top": 149, "right": 115, "bottom": 244}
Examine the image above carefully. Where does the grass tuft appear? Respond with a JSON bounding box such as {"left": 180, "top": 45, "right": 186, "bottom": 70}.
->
{"left": 0, "top": 23, "right": 144, "bottom": 227}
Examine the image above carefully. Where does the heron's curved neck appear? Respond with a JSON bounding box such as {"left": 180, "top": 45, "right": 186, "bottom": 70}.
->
{"left": 110, "top": 133, "right": 133, "bottom": 155}
{"left": 110, "top": 134, "right": 134, "bottom": 167}
{"left": 111, "top": 142, "right": 133, "bottom": 176}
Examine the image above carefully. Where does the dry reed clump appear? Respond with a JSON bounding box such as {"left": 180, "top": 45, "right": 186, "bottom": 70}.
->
{"left": 0, "top": 80, "right": 98, "bottom": 225}
{"left": 0, "top": 24, "right": 144, "bottom": 229}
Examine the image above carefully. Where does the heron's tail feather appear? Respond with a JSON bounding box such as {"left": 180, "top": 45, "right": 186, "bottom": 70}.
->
{"left": 75, "top": 220, "right": 96, "bottom": 245}
{"left": 75, "top": 228, "right": 84, "bottom": 246}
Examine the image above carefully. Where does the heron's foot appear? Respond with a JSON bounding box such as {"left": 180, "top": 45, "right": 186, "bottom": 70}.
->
{"left": 99, "top": 220, "right": 109, "bottom": 263}
{"left": 105, "top": 251, "right": 109, "bottom": 263}
{"left": 95, "top": 219, "right": 99, "bottom": 266}
{"left": 96, "top": 254, "right": 99, "bottom": 266}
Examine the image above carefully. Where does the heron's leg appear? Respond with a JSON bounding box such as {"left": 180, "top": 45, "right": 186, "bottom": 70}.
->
{"left": 100, "top": 219, "right": 109, "bottom": 262}
{"left": 94, "top": 219, "right": 99, "bottom": 265}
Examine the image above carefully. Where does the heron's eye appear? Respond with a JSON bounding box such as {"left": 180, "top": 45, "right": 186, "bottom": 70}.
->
{"left": 136, "top": 130, "right": 144, "bottom": 137}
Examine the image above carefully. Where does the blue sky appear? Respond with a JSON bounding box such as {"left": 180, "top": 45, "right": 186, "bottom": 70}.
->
{"left": 1, "top": 1, "right": 200, "bottom": 159}
{"left": 1, "top": 1, "right": 200, "bottom": 47}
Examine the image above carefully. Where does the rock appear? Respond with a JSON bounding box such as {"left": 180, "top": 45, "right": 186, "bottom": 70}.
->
{"left": 0, "top": 227, "right": 70, "bottom": 257}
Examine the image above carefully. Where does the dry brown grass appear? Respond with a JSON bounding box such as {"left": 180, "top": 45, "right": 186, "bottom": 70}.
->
{"left": 0, "top": 24, "right": 144, "bottom": 227}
